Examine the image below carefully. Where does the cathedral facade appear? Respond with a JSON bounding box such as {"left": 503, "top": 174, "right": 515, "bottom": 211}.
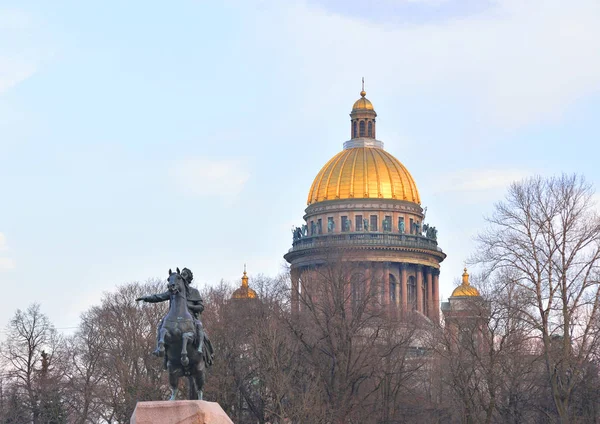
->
{"left": 285, "top": 86, "right": 446, "bottom": 321}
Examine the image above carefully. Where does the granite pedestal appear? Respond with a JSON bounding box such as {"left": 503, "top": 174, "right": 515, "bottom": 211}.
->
{"left": 131, "top": 400, "right": 233, "bottom": 424}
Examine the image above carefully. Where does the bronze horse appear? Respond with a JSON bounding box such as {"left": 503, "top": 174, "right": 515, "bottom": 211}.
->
{"left": 159, "top": 269, "right": 207, "bottom": 400}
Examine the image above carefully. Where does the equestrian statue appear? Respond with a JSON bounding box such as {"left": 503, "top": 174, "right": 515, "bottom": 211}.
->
{"left": 136, "top": 267, "right": 214, "bottom": 400}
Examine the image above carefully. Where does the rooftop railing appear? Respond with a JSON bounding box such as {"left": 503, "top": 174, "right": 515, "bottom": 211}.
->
{"left": 289, "top": 232, "right": 443, "bottom": 253}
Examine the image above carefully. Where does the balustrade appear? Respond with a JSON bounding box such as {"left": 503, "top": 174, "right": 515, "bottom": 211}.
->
{"left": 289, "top": 232, "right": 442, "bottom": 253}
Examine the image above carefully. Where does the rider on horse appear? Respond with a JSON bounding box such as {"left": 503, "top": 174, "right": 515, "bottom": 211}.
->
{"left": 137, "top": 268, "right": 212, "bottom": 364}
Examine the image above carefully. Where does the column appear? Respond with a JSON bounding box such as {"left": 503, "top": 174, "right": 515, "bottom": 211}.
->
{"left": 376, "top": 263, "right": 384, "bottom": 299}
{"left": 291, "top": 267, "right": 300, "bottom": 314}
{"left": 384, "top": 262, "right": 390, "bottom": 307}
{"left": 364, "top": 264, "right": 371, "bottom": 305}
{"left": 416, "top": 265, "right": 423, "bottom": 314}
{"left": 395, "top": 267, "right": 400, "bottom": 309}
{"left": 433, "top": 269, "right": 440, "bottom": 322}
{"left": 344, "top": 268, "right": 351, "bottom": 310}
{"left": 426, "top": 268, "right": 433, "bottom": 319}
{"left": 400, "top": 264, "right": 408, "bottom": 311}
{"left": 305, "top": 268, "right": 314, "bottom": 308}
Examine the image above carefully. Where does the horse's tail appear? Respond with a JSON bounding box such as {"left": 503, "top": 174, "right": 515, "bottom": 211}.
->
{"left": 188, "top": 375, "right": 198, "bottom": 399}
{"left": 203, "top": 336, "right": 214, "bottom": 367}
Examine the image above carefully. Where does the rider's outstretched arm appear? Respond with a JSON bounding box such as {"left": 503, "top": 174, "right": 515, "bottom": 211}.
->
{"left": 137, "top": 291, "right": 170, "bottom": 303}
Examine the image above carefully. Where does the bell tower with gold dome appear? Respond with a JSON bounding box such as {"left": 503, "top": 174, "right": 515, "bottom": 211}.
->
{"left": 231, "top": 265, "right": 257, "bottom": 300}
{"left": 441, "top": 268, "right": 489, "bottom": 353}
{"left": 285, "top": 83, "right": 446, "bottom": 321}
{"left": 349, "top": 78, "right": 378, "bottom": 142}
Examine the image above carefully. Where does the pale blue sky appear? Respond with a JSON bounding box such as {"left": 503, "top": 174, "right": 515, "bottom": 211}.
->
{"left": 1, "top": 0, "right": 600, "bottom": 331}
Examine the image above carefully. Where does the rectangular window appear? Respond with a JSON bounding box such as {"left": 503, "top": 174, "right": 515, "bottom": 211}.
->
{"left": 310, "top": 221, "right": 315, "bottom": 235}
{"left": 355, "top": 215, "right": 363, "bottom": 231}
{"left": 370, "top": 215, "right": 378, "bottom": 232}
{"left": 383, "top": 216, "right": 392, "bottom": 232}
{"left": 317, "top": 219, "right": 323, "bottom": 234}
{"left": 341, "top": 216, "right": 350, "bottom": 232}
{"left": 410, "top": 218, "right": 414, "bottom": 234}
{"left": 327, "top": 217, "right": 334, "bottom": 233}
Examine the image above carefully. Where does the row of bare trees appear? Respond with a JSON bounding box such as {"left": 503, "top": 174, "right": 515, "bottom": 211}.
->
{"left": 470, "top": 174, "right": 600, "bottom": 424}
{"left": 427, "top": 174, "right": 600, "bottom": 423}
{"left": 1, "top": 174, "right": 599, "bottom": 423}
{"left": 0, "top": 268, "right": 434, "bottom": 423}
{"left": 0, "top": 280, "right": 172, "bottom": 423}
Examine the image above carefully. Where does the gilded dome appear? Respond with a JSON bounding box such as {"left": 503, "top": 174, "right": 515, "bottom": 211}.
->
{"left": 352, "top": 95, "right": 374, "bottom": 111}
{"left": 307, "top": 147, "right": 420, "bottom": 205}
{"left": 231, "top": 268, "right": 257, "bottom": 300}
{"left": 451, "top": 268, "right": 480, "bottom": 297}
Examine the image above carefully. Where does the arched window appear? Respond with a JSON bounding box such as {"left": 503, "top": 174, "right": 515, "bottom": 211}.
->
{"left": 353, "top": 121, "right": 357, "bottom": 138}
{"left": 368, "top": 121, "right": 373, "bottom": 137}
{"left": 359, "top": 121, "right": 366, "bottom": 137}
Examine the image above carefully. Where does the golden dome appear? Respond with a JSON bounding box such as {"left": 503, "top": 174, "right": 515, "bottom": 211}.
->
{"left": 307, "top": 147, "right": 420, "bottom": 205}
{"left": 451, "top": 268, "right": 480, "bottom": 297}
{"left": 352, "top": 79, "right": 375, "bottom": 111}
{"left": 352, "top": 95, "right": 374, "bottom": 111}
{"left": 231, "top": 267, "right": 257, "bottom": 300}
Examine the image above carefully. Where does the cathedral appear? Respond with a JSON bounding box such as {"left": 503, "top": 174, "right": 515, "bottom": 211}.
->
{"left": 284, "top": 84, "right": 451, "bottom": 320}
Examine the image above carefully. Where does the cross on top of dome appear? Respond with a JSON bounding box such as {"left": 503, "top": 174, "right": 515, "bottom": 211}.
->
{"left": 352, "top": 78, "right": 375, "bottom": 112}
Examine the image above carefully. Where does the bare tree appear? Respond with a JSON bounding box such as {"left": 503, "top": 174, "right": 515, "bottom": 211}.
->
{"left": 202, "top": 275, "right": 316, "bottom": 424}
{"left": 201, "top": 280, "right": 248, "bottom": 420}
{"left": 0, "top": 304, "right": 64, "bottom": 424}
{"left": 74, "top": 280, "right": 168, "bottom": 423}
{"left": 62, "top": 309, "right": 111, "bottom": 424}
{"left": 245, "top": 273, "right": 327, "bottom": 424}
{"left": 287, "top": 258, "right": 425, "bottom": 424}
{"left": 369, "top": 313, "right": 432, "bottom": 424}
{"left": 0, "top": 379, "right": 30, "bottom": 423}
{"left": 433, "top": 270, "right": 545, "bottom": 424}
{"left": 474, "top": 174, "right": 600, "bottom": 423}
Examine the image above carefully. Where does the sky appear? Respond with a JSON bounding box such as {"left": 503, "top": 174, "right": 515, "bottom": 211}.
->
{"left": 1, "top": 0, "right": 600, "bottom": 332}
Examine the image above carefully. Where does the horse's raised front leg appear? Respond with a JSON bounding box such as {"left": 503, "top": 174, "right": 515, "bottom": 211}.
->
{"left": 181, "top": 331, "right": 194, "bottom": 367}
{"left": 158, "top": 327, "right": 169, "bottom": 357}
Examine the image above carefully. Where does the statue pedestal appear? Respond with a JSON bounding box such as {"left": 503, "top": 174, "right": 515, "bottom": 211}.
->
{"left": 130, "top": 400, "right": 233, "bottom": 424}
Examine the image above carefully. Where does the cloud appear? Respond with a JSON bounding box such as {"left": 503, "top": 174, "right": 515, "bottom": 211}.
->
{"left": 169, "top": 157, "right": 250, "bottom": 201}
{"left": 436, "top": 169, "right": 529, "bottom": 193}
{"left": 0, "top": 233, "right": 14, "bottom": 271}
{"left": 265, "top": 0, "right": 600, "bottom": 129}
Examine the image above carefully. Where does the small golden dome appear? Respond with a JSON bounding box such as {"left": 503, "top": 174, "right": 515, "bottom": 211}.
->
{"left": 307, "top": 147, "right": 420, "bottom": 205}
{"left": 352, "top": 95, "right": 374, "bottom": 111}
{"left": 231, "top": 266, "right": 257, "bottom": 300}
{"left": 353, "top": 79, "right": 374, "bottom": 111}
{"left": 451, "top": 268, "right": 480, "bottom": 297}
